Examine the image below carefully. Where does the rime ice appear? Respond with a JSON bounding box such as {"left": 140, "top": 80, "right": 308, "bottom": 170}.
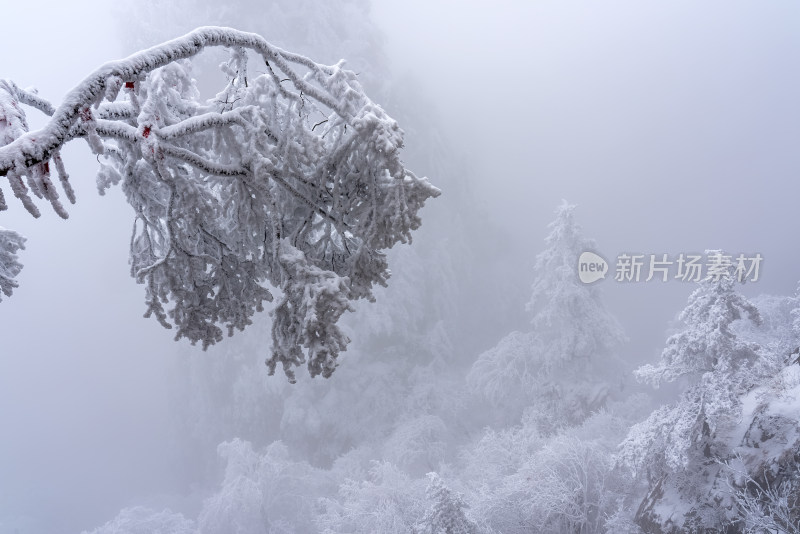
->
{"left": 0, "top": 27, "right": 439, "bottom": 380}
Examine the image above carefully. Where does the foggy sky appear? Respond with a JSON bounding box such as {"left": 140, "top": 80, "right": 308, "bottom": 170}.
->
{"left": 374, "top": 0, "right": 800, "bottom": 356}
{"left": 2, "top": 1, "right": 800, "bottom": 532}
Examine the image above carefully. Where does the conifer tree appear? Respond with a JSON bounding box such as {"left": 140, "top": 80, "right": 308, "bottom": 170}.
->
{"left": 469, "top": 201, "right": 624, "bottom": 428}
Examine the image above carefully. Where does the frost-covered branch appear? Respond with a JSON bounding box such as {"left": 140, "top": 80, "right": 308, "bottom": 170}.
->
{"left": 0, "top": 26, "right": 439, "bottom": 380}
{"left": 720, "top": 457, "right": 800, "bottom": 534}
{"left": 0, "top": 227, "right": 25, "bottom": 301}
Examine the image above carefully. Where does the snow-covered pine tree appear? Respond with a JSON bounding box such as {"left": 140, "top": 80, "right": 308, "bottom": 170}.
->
{"left": 468, "top": 200, "right": 625, "bottom": 429}
{"left": 0, "top": 27, "right": 438, "bottom": 381}
{"left": 619, "top": 252, "right": 764, "bottom": 531}
{"left": 416, "top": 472, "right": 480, "bottom": 534}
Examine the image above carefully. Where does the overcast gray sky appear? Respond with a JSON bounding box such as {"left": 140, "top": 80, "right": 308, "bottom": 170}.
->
{"left": 2, "top": 2, "right": 800, "bottom": 532}
{"left": 374, "top": 0, "right": 800, "bottom": 354}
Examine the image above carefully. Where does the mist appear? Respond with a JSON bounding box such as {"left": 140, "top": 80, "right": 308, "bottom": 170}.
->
{"left": 1, "top": 2, "right": 799, "bottom": 533}
{"left": 373, "top": 0, "right": 800, "bottom": 358}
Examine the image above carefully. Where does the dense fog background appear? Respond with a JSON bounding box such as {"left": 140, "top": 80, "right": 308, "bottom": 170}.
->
{"left": 2, "top": 1, "right": 800, "bottom": 533}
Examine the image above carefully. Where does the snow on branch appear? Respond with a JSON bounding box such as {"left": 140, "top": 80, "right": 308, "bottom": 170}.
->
{"left": 0, "top": 227, "right": 25, "bottom": 301}
{"left": 0, "top": 27, "right": 439, "bottom": 381}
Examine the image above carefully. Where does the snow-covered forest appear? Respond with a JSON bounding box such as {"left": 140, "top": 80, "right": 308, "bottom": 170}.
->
{"left": 2, "top": 2, "right": 800, "bottom": 533}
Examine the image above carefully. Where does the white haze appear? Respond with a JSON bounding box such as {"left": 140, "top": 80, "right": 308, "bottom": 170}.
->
{"left": 1, "top": 1, "right": 799, "bottom": 533}
{"left": 373, "top": 0, "right": 800, "bottom": 358}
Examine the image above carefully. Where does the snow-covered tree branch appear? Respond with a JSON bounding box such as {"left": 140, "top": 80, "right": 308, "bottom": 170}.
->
{"left": 0, "top": 26, "right": 439, "bottom": 381}
{"left": 0, "top": 226, "right": 25, "bottom": 302}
